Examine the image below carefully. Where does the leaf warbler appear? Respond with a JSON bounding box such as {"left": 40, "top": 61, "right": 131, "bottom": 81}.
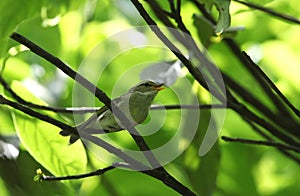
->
{"left": 60, "top": 81, "right": 164, "bottom": 143}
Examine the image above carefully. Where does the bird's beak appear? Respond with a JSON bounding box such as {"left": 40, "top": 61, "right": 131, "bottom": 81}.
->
{"left": 154, "top": 84, "right": 164, "bottom": 91}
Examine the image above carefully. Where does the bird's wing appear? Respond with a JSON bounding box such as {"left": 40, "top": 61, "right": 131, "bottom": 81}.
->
{"left": 76, "top": 105, "right": 108, "bottom": 130}
{"left": 76, "top": 93, "right": 131, "bottom": 132}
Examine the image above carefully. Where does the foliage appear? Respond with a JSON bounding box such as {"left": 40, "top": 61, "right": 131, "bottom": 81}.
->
{"left": 1, "top": 0, "right": 300, "bottom": 195}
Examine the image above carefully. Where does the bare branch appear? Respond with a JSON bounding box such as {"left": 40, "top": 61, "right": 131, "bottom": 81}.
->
{"left": 0, "top": 75, "right": 99, "bottom": 113}
{"left": 150, "top": 104, "right": 227, "bottom": 110}
{"left": 242, "top": 52, "right": 300, "bottom": 118}
{"left": 222, "top": 136, "right": 300, "bottom": 153}
{"left": 38, "top": 165, "right": 116, "bottom": 181}
{"left": 233, "top": 0, "right": 300, "bottom": 25}
{"left": 0, "top": 94, "right": 74, "bottom": 132}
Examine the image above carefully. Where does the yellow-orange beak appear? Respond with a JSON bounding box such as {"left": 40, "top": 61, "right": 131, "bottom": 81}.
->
{"left": 153, "top": 84, "right": 164, "bottom": 91}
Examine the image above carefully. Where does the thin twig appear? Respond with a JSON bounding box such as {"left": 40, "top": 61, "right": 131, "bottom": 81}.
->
{"left": 222, "top": 136, "right": 300, "bottom": 153}
{"left": 176, "top": 0, "right": 181, "bottom": 16}
{"left": 222, "top": 63, "right": 300, "bottom": 140}
{"left": 150, "top": 104, "right": 226, "bottom": 110}
{"left": 242, "top": 51, "right": 300, "bottom": 118}
{"left": 236, "top": 51, "right": 292, "bottom": 117}
{"left": 41, "top": 166, "right": 115, "bottom": 181}
{"left": 0, "top": 94, "right": 74, "bottom": 131}
{"left": 228, "top": 95, "right": 300, "bottom": 147}
{"left": 39, "top": 162, "right": 130, "bottom": 181}
{"left": 0, "top": 75, "right": 100, "bottom": 113}
{"left": 233, "top": 0, "right": 300, "bottom": 25}
{"left": 81, "top": 132, "right": 197, "bottom": 196}
{"left": 241, "top": 117, "right": 300, "bottom": 164}
{"left": 222, "top": 73, "right": 276, "bottom": 118}
{"left": 224, "top": 38, "right": 300, "bottom": 137}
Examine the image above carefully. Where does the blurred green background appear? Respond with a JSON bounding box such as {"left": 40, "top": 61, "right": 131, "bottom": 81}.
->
{"left": 1, "top": 0, "right": 300, "bottom": 195}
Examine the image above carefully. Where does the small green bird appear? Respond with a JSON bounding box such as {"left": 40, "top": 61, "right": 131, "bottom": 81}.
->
{"left": 61, "top": 81, "right": 164, "bottom": 143}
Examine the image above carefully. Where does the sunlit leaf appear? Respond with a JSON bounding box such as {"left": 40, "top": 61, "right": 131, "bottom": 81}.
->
{"left": 0, "top": 0, "right": 72, "bottom": 58}
{"left": 0, "top": 0, "right": 43, "bottom": 57}
{"left": 0, "top": 178, "right": 9, "bottom": 196}
{"left": 2, "top": 57, "right": 30, "bottom": 82}
{"left": 11, "top": 81, "right": 87, "bottom": 189}
{"left": 198, "top": 0, "right": 231, "bottom": 33}
{"left": 193, "top": 14, "right": 216, "bottom": 48}
{"left": 0, "top": 105, "right": 15, "bottom": 133}
{"left": 180, "top": 109, "right": 220, "bottom": 195}
{"left": 214, "top": 0, "right": 231, "bottom": 33}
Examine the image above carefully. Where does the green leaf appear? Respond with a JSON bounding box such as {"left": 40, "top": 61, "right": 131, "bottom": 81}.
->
{"left": 193, "top": 14, "right": 216, "bottom": 48}
{"left": 0, "top": 105, "right": 15, "bottom": 133}
{"left": 1, "top": 57, "right": 31, "bottom": 82}
{"left": 11, "top": 81, "right": 87, "bottom": 188}
{"left": 0, "top": 178, "right": 9, "bottom": 196}
{"left": 196, "top": 142, "right": 220, "bottom": 196}
{"left": 0, "top": 0, "right": 44, "bottom": 57}
{"left": 0, "top": 0, "right": 71, "bottom": 58}
{"left": 181, "top": 108, "right": 220, "bottom": 195}
{"left": 198, "top": 0, "right": 215, "bottom": 12}
{"left": 214, "top": 0, "right": 231, "bottom": 33}
{"left": 197, "top": 0, "right": 231, "bottom": 34}
{"left": 0, "top": 82, "right": 15, "bottom": 133}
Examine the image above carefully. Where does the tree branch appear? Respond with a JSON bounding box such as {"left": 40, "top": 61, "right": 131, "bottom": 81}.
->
{"left": 37, "top": 164, "right": 120, "bottom": 181}
{"left": 0, "top": 94, "right": 74, "bottom": 131}
{"left": 222, "top": 136, "right": 300, "bottom": 153}
{"left": 242, "top": 51, "right": 300, "bottom": 118}
{"left": 233, "top": 0, "right": 300, "bottom": 25}
{"left": 0, "top": 76, "right": 100, "bottom": 113}
{"left": 239, "top": 117, "right": 300, "bottom": 164}
{"left": 81, "top": 132, "right": 196, "bottom": 195}
{"left": 224, "top": 38, "right": 300, "bottom": 137}
{"left": 151, "top": 104, "right": 227, "bottom": 110}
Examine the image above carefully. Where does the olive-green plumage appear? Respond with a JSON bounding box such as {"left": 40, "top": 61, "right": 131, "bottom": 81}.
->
{"left": 61, "top": 81, "right": 164, "bottom": 143}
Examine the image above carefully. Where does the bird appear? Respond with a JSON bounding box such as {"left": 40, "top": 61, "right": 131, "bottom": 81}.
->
{"left": 60, "top": 81, "right": 164, "bottom": 144}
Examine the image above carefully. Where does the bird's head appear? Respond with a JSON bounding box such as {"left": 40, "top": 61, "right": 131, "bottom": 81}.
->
{"left": 128, "top": 81, "right": 164, "bottom": 94}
